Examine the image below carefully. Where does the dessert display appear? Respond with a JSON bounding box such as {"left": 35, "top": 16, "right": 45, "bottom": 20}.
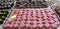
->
{"left": 0, "top": 0, "right": 59, "bottom": 29}
{"left": 4, "top": 8, "right": 59, "bottom": 29}
{"left": 0, "top": 10, "right": 8, "bottom": 24}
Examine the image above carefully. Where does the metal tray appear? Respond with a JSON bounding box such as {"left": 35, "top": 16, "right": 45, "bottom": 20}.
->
{"left": 2, "top": 0, "right": 60, "bottom": 29}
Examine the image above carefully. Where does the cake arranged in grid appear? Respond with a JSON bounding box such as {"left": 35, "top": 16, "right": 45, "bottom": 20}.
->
{"left": 4, "top": 8, "right": 60, "bottom": 29}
